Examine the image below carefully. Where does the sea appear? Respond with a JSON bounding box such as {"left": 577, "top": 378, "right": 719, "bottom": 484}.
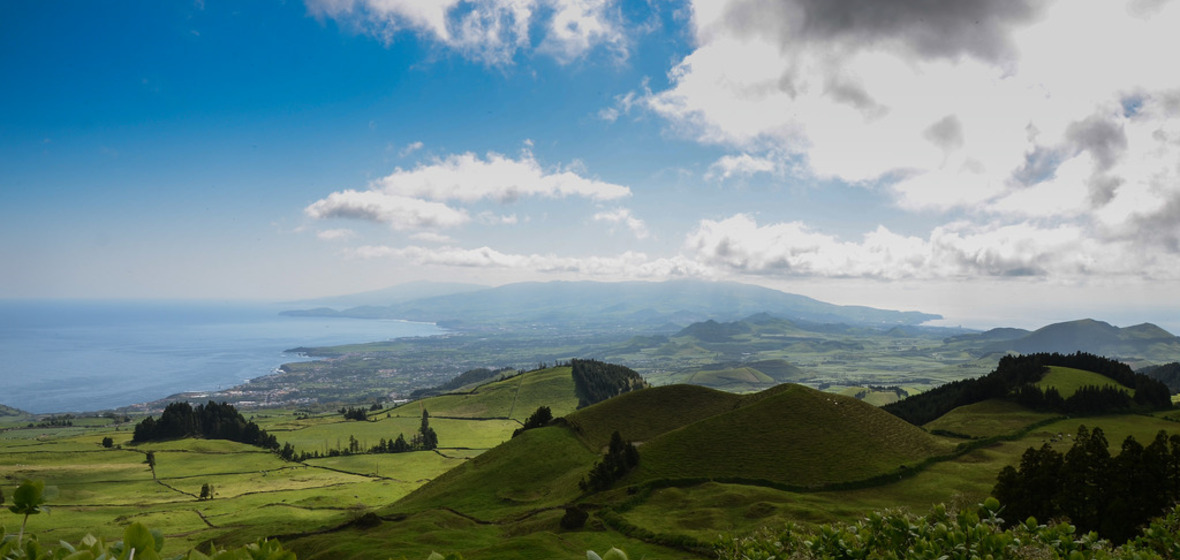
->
{"left": 0, "top": 300, "right": 445, "bottom": 414}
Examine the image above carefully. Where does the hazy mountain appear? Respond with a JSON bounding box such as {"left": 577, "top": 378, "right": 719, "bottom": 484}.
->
{"left": 282, "top": 279, "right": 941, "bottom": 329}
{"left": 282, "top": 281, "right": 486, "bottom": 309}
{"left": 982, "top": 319, "right": 1180, "bottom": 362}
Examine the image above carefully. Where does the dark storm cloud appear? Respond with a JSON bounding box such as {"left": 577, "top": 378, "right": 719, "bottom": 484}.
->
{"left": 825, "top": 77, "right": 888, "bottom": 117}
{"left": 721, "top": 0, "right": 1044, "bottom": 63}
{"left": 1066, "top": 114, "right": 1128, "bottom": 172}
{"left": 924, "top": 114, "right": 965, "bottom": 152}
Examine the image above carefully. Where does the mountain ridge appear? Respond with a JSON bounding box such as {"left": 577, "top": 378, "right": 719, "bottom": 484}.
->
{"left": 280, "top": 279, "right": 942, "bottom": 329}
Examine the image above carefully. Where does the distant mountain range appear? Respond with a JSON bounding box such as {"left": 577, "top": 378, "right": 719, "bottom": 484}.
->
{"left": 281, "top": 279, "right": 942, "bottom": 329}
{"left": 944, "top": 318, "right": 1180, "bottom": 362}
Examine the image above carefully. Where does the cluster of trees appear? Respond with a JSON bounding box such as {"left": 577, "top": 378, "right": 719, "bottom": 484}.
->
{"left": 571, "top": 359, "right": 648, "bottom": 409}
{"left": 1009, "top": 383, "right": 1159, "bottom": 415}
{"left": 282, "top": 410, "right": 438, "bottom": 462}
{"left": 512, "top": 406, "right": 553, "bottom": 438}
{"left": 340, "top": 407, "right": 370, "bottom": 421}
{"left": 1142, "top": 362, "right": 1180, "bottom": 393}
{"left": 580, "top": 431, "right": 639, "bottom": 493}
{"left": 132, "top": 401, "right": 278, "bottom": 450}
{"left": 884, "top": 353, "right": 1171, "bottom": 425}
{"left": 994, "top": 426, "right": 1180, "bottom": 542}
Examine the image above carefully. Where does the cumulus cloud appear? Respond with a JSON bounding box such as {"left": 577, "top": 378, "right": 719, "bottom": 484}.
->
{"left": 305, "top": 0, "right": 626, "bottom": 65}
{"left": 593, "top": 207, "right": 649, "bottom": 239}
{"left": 410, "top": 232, "right": 455, "bottom": 244}
{"left": 304, "top": 190, "right": 470, "bottom": 230}
{"left": 399, "top": 141, "right": 424, "bottom": 157}
{"left": 317, "top": 228, "right": 357, "bottom": 240}
{"left": 372, "top": 151, "right": 631, "bottom": 203}
{"left": 350, "top": 244, "right": 710, "bottom": 278}
{"left": 306, "top": 150, "right": 631, "bottom": 232}
{"left": 705, "top": 153, "right": 778, "bottom": 180}
{"left": 636, "top": 0, "right": 1180, "bottom": 280}
{"left": 682, "top": 214, "right": 1167, "bottom": 280}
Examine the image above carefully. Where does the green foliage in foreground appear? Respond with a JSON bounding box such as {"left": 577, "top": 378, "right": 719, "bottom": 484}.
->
{"left": 0, "top": 521, "right": 294, "bottom": 560}
{"left": 716, "top": 499, "right": 1180, "bottom": 560}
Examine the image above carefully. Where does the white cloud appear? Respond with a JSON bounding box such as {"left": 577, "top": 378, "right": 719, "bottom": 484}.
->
{"left": 637, "top": 0, "right": 1180, "bottom": 279}
{"left": 705, "top": 153, "right": 777, "bottom": 180}
{"left": 682, "top": 214, "right": 1168, "bottom": 280}
{"left": 372, "top": 151, "right": 631, "bottom": 203}
{"left": 307, "top": 150, "right": 630, "bottom": 232}
{"left": 305, "top": 0, "right": 626, "bottom": 65}
{"left": 304, "top": 190, "right": 470, "bottom": 230}
{"left": 410, "top": 232, "right": 455, "bottom": 244}
{"left": 399, "top": 141, "right": 424, "bottom": 157}
{"left": 593, "top": 207, "right": 649, "bottom": 239}
{"left": 317, "top": 228, "right": 357, "bottom": 240}
{"left": 350, "top": 244, "right": 710, "bottom": 278}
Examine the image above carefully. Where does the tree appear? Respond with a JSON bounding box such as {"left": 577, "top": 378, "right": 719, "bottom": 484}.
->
{"left": 145, "top": 450, "right": 157, "bottom": 471}
{"left": 101, "top": 436, "right": 114, "bottom": 448}
{"left": 418, "top": 409, "right": 438, "bottom": 450}
{"left": 512, "top": 406, "right": 553, "bottom": 437}
{"left": 199, "top": 483, "right": 214, "bottom": 501}
{"left": 9, "top": 479, "right": 56, "bottom": 545}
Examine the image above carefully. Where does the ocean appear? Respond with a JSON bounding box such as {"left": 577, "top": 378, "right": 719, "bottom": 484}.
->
{"left": 0, "top": 300, "right": 444, "bottom": 414}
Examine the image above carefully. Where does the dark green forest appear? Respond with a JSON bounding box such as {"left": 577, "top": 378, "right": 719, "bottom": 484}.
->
{"left": 884, "top": 352, "right": 1172, "bottom": 425}
{"left": 131, "top": 401, "right": 278, "bottom": 450}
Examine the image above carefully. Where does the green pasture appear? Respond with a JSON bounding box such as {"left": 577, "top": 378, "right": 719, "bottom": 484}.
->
{"left": 1036, "top": 365, "right": 1128, "bottom": 397}
{"left": 276, "top": 415, "right": 516, "bottom": 454}
{"left": 386, "top": 425, "right": 595, "bottom": 519}
{"left": 396, "top": 367, "right": 578, "bottom": 421}
{"left": 923, "top": 399, "right": 1058, "bottom": 439}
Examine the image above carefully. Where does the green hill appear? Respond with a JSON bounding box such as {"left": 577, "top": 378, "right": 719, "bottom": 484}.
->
{"left": 566, "top": 384, "right": 742, "bottom": 449}
{"left": 687, "top": 367, "right": 776, "bottom": 391}
{"left": 631, "top": 385, "right": 953, "bottom": 487}
{"left": 923, "top": 399, "right": 1058, "bottom": 439}
{"left": 394, "top": 366, "right": 579, "bottom": 421}
{"left": 1035, "top": 365, "right": 1129, "bottom": 398}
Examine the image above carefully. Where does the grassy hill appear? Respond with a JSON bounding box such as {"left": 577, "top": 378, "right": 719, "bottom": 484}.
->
{"left": 630, "top": 385, "right": 953, "bottom": 487}
{"left": 686, "top": 367, "right": 776, "bottom": 391}
{"left": 1035, "top": 365, "right": 1129, "bottom": 398}
{"left": 923, "top": 399, "right": 1059, "bottom": 439}
{"left": 397, "top": 366, "right": 579, "bottom": 421}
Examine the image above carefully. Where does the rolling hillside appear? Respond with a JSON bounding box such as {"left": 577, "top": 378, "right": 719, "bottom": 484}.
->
{"left": 629, "top": 385, "right": 952, "bottom": 487}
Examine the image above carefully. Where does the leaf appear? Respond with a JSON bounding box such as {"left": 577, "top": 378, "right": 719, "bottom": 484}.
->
{"left": 122, "top": 522, "right": 161, "bottom": 560}
{"left": 586, "top": 552, "right": 603, "bottom": 560}
{"left": 601, "top": 548, "right": 629, "bottom": 560}
{"left": 12, "top": 479, "right": 46, "bottom": 515}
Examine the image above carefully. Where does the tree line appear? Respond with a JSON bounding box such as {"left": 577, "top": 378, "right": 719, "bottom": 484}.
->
{"left": 883, "top": 352, "right": 1172, "bottom": 425}
{"left": 280, "top": 409, "right": 438, "bottom": 462}
{"left": 994, "top": 425, "right": 1180, "bottom": 542}
{"left": 571, "top": 359, "right": 648, "bottom": 409}
{"left": 132, "top": 401, "right": 278, "bottom": 450}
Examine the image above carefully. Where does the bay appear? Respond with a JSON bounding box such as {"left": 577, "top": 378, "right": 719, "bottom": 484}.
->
{"left": 0, "top": 300, "right": 443, "bottom": 414}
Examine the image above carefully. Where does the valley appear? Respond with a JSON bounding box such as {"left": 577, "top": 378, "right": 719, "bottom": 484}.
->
{"left": 5, "top": 352, "right": 1180, "bottom": 558}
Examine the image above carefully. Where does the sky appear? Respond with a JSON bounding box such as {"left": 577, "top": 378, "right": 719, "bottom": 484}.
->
{"left": 2, "top": 0, "right": 1179, "bottom": 330}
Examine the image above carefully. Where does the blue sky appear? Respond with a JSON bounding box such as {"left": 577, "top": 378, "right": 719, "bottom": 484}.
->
{"left": 3, "top": 0, "right": 1179, "bottom": 330}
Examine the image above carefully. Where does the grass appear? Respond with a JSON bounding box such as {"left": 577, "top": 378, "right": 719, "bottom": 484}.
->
{"left": 401, "top": 367, "right": 579, "bottom": 421}
{"left": 567, "top": 384, "right": 742, "bottom": 449}
{"left": 1035, "top": 365, "right": 1129, "bottom": 398}
{"left": 923, "top": 399, "right": 1058, "bottom": 439}
{"left": 386, "top": 425, "right": 596, "bottom": 519}
{"left": 686, "top": 367, "right": 776, "bottom": 391}
{"left": 631, "top": 385, "right": 954, "bottom": 487}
